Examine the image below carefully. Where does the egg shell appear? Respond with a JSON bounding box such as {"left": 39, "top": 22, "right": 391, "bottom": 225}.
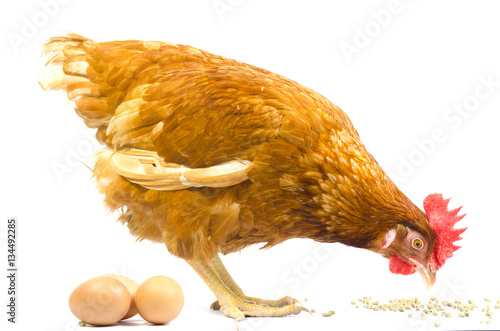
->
{"left": 100, "top": 274, "right": 139, "bottom": 320}
{"left": 135, "top": 275, "right": 184, "bottom": 324}
{"left": 69, "top": 276, "right": 131, "bottom": 326}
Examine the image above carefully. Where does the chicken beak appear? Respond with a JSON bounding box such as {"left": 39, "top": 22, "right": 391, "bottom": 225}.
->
{"left": 409, "top": 258, "right": 437, "bottom": 290}
{"left": 417, "top": 265, "right": 436, "bottom": 290}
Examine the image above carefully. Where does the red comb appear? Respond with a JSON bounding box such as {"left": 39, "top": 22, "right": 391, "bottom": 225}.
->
{"left": 424, "top": 194, "right": 467, "bottom": 269}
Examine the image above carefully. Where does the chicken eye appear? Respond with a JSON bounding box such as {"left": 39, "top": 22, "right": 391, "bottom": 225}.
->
{"left": 412, "top": 238, "right": 424, "bottom": 250}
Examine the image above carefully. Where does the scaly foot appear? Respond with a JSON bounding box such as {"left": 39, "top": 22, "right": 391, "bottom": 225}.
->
{"left": 187, "top": 256, "right": 310, "bottom": 321}
{"left": 211, "top": 295, "right": 300, "bottom": 310}
{"left": 215, "top": 295, "right": 309, "bottom": 321}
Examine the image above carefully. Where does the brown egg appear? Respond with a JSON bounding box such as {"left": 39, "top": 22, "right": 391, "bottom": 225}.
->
{"left": 135, "top": 276, "right": 184, "bottom": 324}
{"left": 69, "top": 276, "right": 131, "bottom": 326}
{"left": 100, "top": 274, "right": 139, "bottom": 320}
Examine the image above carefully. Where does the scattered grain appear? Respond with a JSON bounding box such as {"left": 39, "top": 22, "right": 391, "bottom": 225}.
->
{"left": 322, "top": 310, "right": 335, "bottom": 317}
{"left": 351, "top": 296, "right": 500, "bottom": 327}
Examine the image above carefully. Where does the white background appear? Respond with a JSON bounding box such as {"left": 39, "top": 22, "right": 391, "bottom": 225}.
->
{"left": 2, "top": 0, "right": 500, "bottom": 330}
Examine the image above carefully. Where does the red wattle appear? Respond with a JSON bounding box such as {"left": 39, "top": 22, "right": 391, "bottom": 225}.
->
{"left": 389, "top": 255, "right": 415, "bottom": 275}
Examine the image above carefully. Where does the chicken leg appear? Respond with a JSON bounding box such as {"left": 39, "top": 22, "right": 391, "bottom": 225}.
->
{"left": 187, "top": 255, "right": 310, "bottom": 321}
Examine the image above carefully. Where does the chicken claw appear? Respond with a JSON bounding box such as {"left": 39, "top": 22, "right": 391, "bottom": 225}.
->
{"left": 188, "top": 256, "right": 310, "bottom": 320}
{"left": 218, "top": 299, "right": 310, "bottom": 321}
{"left": 211, "top": 295, "right": 298, "bottom": 310}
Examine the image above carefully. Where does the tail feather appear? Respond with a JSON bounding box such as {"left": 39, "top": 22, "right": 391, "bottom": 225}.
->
{"left": 63, "top": 59, "right": 90, "bottom": 77}
{"left": 39, "top": 33, "right": 204, "bottom": 150}
{"left": 38, "top": 63, "right": 88, "bottom": 91}
{"left": 39, "top": 34, "right": 114, "bottom": 140}
{"left": 40, "top": 34, "right": 87, "bottom": 64}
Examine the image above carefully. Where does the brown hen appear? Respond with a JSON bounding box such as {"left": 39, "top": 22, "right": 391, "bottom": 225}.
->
{"left": 39, "top": 34, "right": 465, "bottom": 321}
